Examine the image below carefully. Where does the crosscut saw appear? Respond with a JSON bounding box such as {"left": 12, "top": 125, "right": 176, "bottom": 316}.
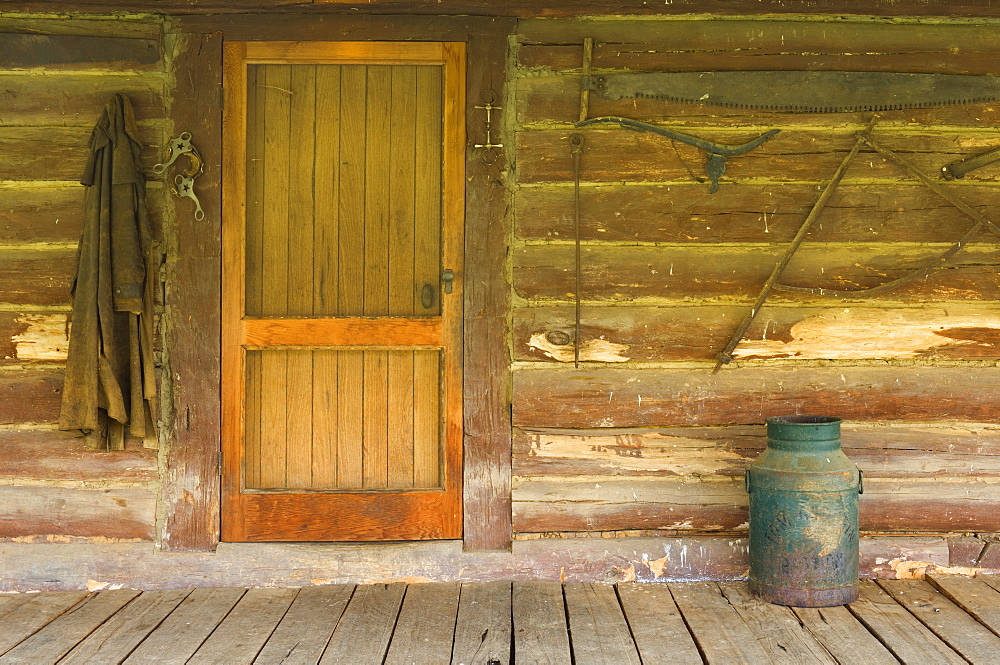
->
{"left": 584, "top": 71, "right": 1000, "bottom": 112}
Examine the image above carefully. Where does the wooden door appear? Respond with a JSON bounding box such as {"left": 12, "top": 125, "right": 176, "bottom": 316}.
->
{"left": 221, "top": 42, "right": 465, "bottom": 541}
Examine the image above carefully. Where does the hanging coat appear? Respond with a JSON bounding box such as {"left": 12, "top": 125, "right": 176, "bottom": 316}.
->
{"left": 59, "top": 93, "right": 157, "bottom": 450}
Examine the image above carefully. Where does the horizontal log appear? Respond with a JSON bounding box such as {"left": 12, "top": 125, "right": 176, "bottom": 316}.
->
{"left": 0, "top": 370, "right": 63, "bottom": 424}
{"left": 511, "top": 476, "right": 1000, "bottom": 533}
{"left": 0, "top": 17, "right": 162, "bottom": 39}
{"left": 513, "top": 305, "right": 1000, "bottom": 363}
{"left": 516, "top": 128, "right": 1000, "bottom": 185}
{"left": 0, "top": 429, "right": 156, "bottom": 482}
{"left": 0, "top": 534, "right": 955, "bottom": 591}
{"left": 0, "top": 312, "right": 68, "bottom": 364}
{"left": 0, "top": 249, "right": 75, "bottom": 306}
{"left": 0, "top": 125, "right": 164, "bottom": 181}
{"left": 512, "top": 425, "right": 1000, "bottom": 478}
{"left": 0, "top": 185, "right": 166, "bottom": 245}
{"left": 512, "top": 366, "right": 1000, "bottom": 427}
{"left": 517, "top": 19, "right": 1000, "bottom": 55}
{"left": 515, "top": 76, "right": 1000, "bottom": 130}
{"left": 0, "top": 485, "right": 155, "bottom": 540}
{"left": 514, "top": 244, "right": 1000, "bottom": 303}
{"left": 0, "top": 33, "right": 161, "bottom": 71}
{"left": 515, "top": 183, "right": 1000, "bottom": 245}
{"left": 0, "top": 74, "right": 164, "bottom": 127}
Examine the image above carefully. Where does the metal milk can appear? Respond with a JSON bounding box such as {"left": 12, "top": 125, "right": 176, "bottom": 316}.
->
{"left": 746, "top": 415, "right": 862, "bottom": 607}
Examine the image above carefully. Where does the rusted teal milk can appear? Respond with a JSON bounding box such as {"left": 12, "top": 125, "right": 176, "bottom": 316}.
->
{"left": 746, "top": 415, "right": 862, "bottom": 607}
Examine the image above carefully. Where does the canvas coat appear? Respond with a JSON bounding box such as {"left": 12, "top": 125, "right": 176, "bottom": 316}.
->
{"left": 59, "top": 93, "right": 157, "bottom": 450}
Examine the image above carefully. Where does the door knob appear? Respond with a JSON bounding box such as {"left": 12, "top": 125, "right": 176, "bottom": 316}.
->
{"left": 442, "top": 269, "right": 455, "bottom": 294}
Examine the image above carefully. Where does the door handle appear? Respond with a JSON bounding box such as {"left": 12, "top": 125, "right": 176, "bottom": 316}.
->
{"left": 442, "top": 269, "right": 455, "bottom": 294}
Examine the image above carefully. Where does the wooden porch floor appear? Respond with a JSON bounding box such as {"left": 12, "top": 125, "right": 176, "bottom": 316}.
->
{"left": 1, "top": 577, "right": 999, "bottom": 664}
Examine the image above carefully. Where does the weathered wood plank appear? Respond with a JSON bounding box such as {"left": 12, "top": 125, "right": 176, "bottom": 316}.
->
{"left": 512, "top": 476, "right": 1000, "bottom": 533}
{"left": 0, "top": 486, "right": 156, "bottom": 541}
{"left": 517, "top": 75, "right": 1000, "bottom": 128}
{"left": 670, "top": 581, "right": 771, "bottom": 664}
{"left": 513, "top": 305, "right": 1000, "bottom": 363}
{"left": 514, "top": 182, "right": 1000, "bottom": 245}
{"left": 188, "top": 587, "right": 298, "bottom": 665}
{"left": 719, "top": 582, "right": 837, "bottom": 664}
{"left": 253, "top": 585, "right": 353, "bottom": 665}
{"left": 0, "top": 371, "right": 62, "bottom": 424}
{"left": 616, "top": 583, "right": 702, "bottom": 664}
{"left": 0, "top": 250, "right": 74, "bottom": 307}
{"left": 123, "top": 588, "right": 245, "bottom": 664}
{"left": 791, "top": 605, "right": 901, "bottom": 665}
{"left": 513, "top": 424, "right": 1000, "bottom": 478}
{"left": 847, "top": 580, "right": 966, "bottom": 665}
{"left": 562, "top": 583, "right": 641, "bottom": 665}
{"left": 0, "top": 33, "right": 161, "bottom": 70}
{"left": 0, "top": 429, "right": 157, "bottom": 482}
{"left": 59, "top": 589, "right": 190, "bottom": 664}
{"left": 513, "top": 366, "right": 1000, "bottom": 428}
{"left": 463, "top": 25, "right": 515, "bottom": 552}
{"left": 878, "top": 579, "right": 1000, "bottom": 664}
{"left": 450, "top": 581, "right": 512, "bottom": 665}
{"left": 160, "top": 30, "right": 222, "bottom": 552}
{"left": 514, "top": 244, "right": 1000, "bottom": 304}
{"left": 0, "top": 74, "right": 163, "bottom": 127}
{"left": 925, "top": 573, "right": 1000, "bottom": 636}
{"left": 517, "top": 19, "right": 1000, "bottom": 57}
{"left": 981, "top": 575, "right": 1000, "bottom": 593}
{"left": 319, "top": 583, "right": 406, "bottom": 665}
{"left": 0, "top": 126, "right": 162, "bottom": 181}
{"left": 0, "top": 17, "right": 161, "bottom": 40}
{"left": 516, "top": 128, "right": 1000, "bottom": 185}
{"left": 383, "top": 582, "right": 460, "bottom": 665}
{"left": 512, "top": 581, "right": 571, "bottom": 665}
{"left": 0, "top": 591, "right": 89, "bottom": 656}
{"left": 0, "top": 589, "right": 139, "bottom": 664}
{"left": 0, "top": 312, "right": 68, "bottom": 365}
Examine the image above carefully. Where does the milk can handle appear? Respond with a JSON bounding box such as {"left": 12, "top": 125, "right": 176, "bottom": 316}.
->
{"left": 745, "top": 469, "right": 751, "bottom": 493}
{"left": 858, "top": 468, "right": 864, "bottom": 495}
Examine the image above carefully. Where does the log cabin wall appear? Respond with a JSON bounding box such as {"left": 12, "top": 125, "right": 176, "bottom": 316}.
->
{"left": 510, "top": 18, "right": 1000, "bottom": 539}
{"left": 0, "top": 15, "right": 168, "bottom": 543}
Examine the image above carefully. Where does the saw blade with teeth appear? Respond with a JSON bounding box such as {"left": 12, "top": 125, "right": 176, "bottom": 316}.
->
{"left": 586, "top": 71, "right": 1000, "bottom": 113}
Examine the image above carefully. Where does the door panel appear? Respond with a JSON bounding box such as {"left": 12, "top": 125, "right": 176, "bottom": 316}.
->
{"left": 222, "top": 41, "right": 464, "bottom": 541}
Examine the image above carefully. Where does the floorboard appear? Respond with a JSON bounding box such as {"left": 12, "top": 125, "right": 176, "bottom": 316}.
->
{"left": 0, "top": 591, "right": 89, "bottom": 657}
{"left": 720, "top": 581, "right": 837, "bottom": 665}
{"left": 319, "top": 583, "right": 406, "bottom": 665}
{"left": 563, "top": 583, "right": 642, "bottom": 665}
{"left": 253, "top": 585, "right": 354, "bottom": 665}
{"left": 926, "top": 573, "right": 1000, "bottom": 637}
{"left": 122, "top": 587, "right": 246, "bottom": 665}
{"left": 384, "top": 582, "right": 461, "bottom": 665}
{"left": 878, "top": 579, "right": 1000, "bottom": 665}
{"left": 189, "top": 587, "right": 299, "bottom": 664}
{"left": 0, "top": 589, "right": 138, "bottom": 664}
{"left": 617, "top": 582, "right": 702, "bottom": 665}
{"left": 0, "top": 578, "right": 996, "bottom": 664}
{"left": 791, "top": 605, "right": 901, "bottom": 665}
{"left": 512, "top": 581, "right": 571, "bottom": 665}
{"left": 670, "top": 582, "right": 772, "bottom": 664}
{"left": 981, "top": 574, "right": 1000, "bottom": 593}
{"left": 59, "top": 589, "right": 190, "bottom": 665}
{"left": 450, "top": 581, "right": 512, "bottom": 665}
{"left": 847, "top": 580, "right": 966, "bottom": 665}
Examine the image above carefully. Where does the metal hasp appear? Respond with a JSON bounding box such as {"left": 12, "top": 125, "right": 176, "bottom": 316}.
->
{"left": 584, "top": 71, "right": 1000, "bottom": 112}
{"left": 577, "top": 116, "right": 780, "bottom": 193}
{"left": 747, "top": 416, "right": 862, "bottom": 607}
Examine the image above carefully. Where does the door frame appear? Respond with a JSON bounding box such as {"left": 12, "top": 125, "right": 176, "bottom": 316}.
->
{"left": 219, "top": 40, "right": 466, "bottom": 542}
{"left": 163, "top": 17, "right": 514, "bottom": 552}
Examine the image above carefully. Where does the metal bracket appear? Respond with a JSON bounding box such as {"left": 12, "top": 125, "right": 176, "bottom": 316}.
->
{"left": 474, "top": 90, "right": 503, "bottom": 164}
{"left": 576, "top": 116, "right": 780, "bottom": 193}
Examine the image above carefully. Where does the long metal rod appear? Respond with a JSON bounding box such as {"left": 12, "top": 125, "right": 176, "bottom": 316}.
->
{"left": 570, "top": 133, "right": 585, "bottom": 368}
{"left": 713, "top": 116, "right": 878, "bottom": 373}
